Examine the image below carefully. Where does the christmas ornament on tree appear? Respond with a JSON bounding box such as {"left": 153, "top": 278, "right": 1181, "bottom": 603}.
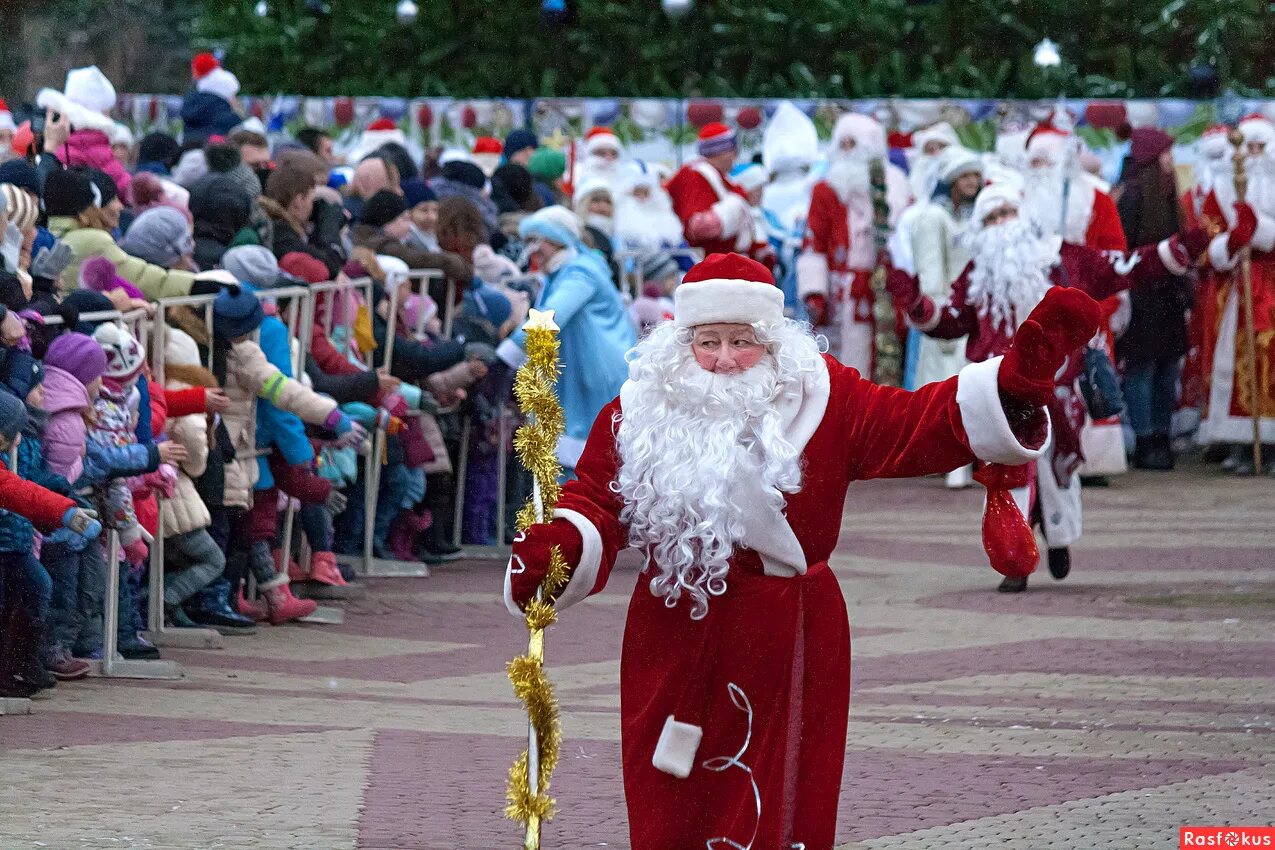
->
{"left": 663, "top": 0, "right": 694, "bottom": 18}
{"left": 396, "top": 0, "right": 418, "bottom": 24}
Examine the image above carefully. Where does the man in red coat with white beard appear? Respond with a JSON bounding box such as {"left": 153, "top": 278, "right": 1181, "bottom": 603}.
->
{"left": 505, "top": 252, "right": 1103, "bottom": 850}
{"left": 665, "top": 122, "right": 755, "bottom": 258}
{"left": 888, "top": 182, "right": 1254, "bottom": 591}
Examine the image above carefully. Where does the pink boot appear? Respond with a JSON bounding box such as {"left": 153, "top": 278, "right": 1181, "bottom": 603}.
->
{"left": 387, "top": 514, "right": 415, "bottom": 561}
{"left": 277, "top": 548, "right": 307, "bottom": 583}
{"left": 261, "top": 577, "right": 318, "bottom": 625}
{"left": 237, "top": 589, "right": 269, "bottom": 622}
{"left": 308, "top": 551, "right": 348, "bottom": 586}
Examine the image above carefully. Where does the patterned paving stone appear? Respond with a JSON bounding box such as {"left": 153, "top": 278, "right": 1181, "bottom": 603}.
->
{"left": 1, "top": 462, "right": 1271, "bottom": 848}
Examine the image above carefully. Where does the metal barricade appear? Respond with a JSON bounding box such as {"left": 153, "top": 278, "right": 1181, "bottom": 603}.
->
{"left": 614, "top": 246, "right": 703, "bottom": 302}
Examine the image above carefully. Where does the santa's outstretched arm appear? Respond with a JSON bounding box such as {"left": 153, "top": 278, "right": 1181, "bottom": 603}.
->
{"left": 504, "top": 398, "right": 627, "bottom": 616}
{"left": 843, "top": 287, "right": 1102, "bottom": 482}
{"left": 1085, "top": 202, "right": 1258, "bottom": 299}
{"left": 884, "top": 263, "right": 978, "bottom": 340}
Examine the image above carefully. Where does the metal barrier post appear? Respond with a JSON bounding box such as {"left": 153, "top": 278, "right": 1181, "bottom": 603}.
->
{"left": 451, "top": 415, "right": 471, "bottom": 548}
{"left": 94, "top": 531, "right": 183, "bottom": 680}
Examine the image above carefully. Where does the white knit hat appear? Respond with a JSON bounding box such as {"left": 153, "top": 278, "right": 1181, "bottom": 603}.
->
{"left": 92, "top": 321, "right": 146, "bottom": 380}
{"left": 64, "top": 66, "right": 116, "bottom": 113}
{"left": 197, "top": 67, "right": 241, "bottom": 102}
{"left": 937, "top": 146, "right": 984, "bottom": 184}
{"left": 674, "top": 253, "right": 783, "bottom": 328}
{"left": 0, "top": 99, "right": 14, "bottom": 133}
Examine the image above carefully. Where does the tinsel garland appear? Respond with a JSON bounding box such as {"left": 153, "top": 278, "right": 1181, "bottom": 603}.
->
{"left": 868, "top": 158, "right": 903, "bottom": 387}
{"left": 505, "top": 309, "right": 572, "bottom": 849}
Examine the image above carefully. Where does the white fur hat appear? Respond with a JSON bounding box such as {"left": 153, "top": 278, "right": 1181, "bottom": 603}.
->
{"left": 196, "top": 67, "right": 241, "bottom": 102}
{"left": 674, "top": 253, "right": 783, "bottom": 328}
{"left": 64, "top": 65, "right": 116, "bottom": 113}
{"left": 972, "top": 182, "right": 1024, "bottom": 228}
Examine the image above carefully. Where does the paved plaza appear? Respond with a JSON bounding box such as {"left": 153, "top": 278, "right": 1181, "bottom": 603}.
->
{"left": 1, "top": 463, "right": 1271, "bottom": 849}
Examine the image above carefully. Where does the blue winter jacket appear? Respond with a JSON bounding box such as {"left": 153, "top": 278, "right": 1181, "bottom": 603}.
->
{"left": 254, "top": 315, "right": 314, "bottom": 492}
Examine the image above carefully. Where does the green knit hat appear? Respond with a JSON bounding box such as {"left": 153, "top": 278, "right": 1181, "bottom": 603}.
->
{"left": 527, "top": 147, "right": 567, "bottom": 182}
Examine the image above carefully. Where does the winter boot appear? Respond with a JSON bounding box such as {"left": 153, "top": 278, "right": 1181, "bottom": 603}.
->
{"left": 387, "top": 513, "right": 416, "bottom": 561}
{"left": 1132, "top": 436, "right": 1156, "bottom": 469}
{"left": 185, "top": 580, "right": 259, "bottom": 634}
{"left": 45, "top": 648, "right": 91, "bottom": 681}
{"left": 260, "top": 575, "right": 318, "bottom": 625}
{"left": 1047, "top": 547, "right": 1072, "bottom": 580}
{"left": 997, "top": 575, "right": 1028, "bottom": 593}
{"left": 236, "top": 588, "right": 269, "bottom": 622}
{"left": 292, "top": 552, "right": 365, "bottom": 601}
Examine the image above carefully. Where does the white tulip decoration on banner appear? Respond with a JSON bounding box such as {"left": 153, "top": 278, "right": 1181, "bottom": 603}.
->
{"left": 254, "top": 0, "right": 268, "bottom": 17}
{"left": 396, "top": 0, "right": 418, "bottom": 24}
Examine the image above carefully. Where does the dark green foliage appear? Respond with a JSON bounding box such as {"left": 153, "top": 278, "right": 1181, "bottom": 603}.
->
{"left": 189, "top": 0, "right": 1275, "bottom": 98}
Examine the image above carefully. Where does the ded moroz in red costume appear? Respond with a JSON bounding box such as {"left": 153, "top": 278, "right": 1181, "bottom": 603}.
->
{"left": 505, "top": 253, "right": 1102, "bottom": 849}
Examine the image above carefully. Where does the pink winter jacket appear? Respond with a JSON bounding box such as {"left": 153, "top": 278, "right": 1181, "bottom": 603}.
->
{"left": 41, "top": 365, "right": 92, "bottom": 485}
{"left": 58, "top": 129, "right": 132, "bottom": 204}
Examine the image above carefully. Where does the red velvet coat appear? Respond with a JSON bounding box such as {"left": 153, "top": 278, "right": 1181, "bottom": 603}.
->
{"left": 665, "top": 161, "right": 750, "bottom": 256}
{"left": 505, "top": 353, "right": 1046, "bottom": 849}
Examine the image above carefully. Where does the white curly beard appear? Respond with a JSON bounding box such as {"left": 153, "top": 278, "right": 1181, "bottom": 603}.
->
{"left": 615, "top": 320, "right": 819, "bottom": 619}
{"left": 965, "top": 219, "right": 1057, "bottom": 335}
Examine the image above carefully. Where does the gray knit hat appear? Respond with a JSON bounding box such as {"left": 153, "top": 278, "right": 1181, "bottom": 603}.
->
{"left": 119, "top": 206, "right": 194, "bottom": 267}
{"left": 221, "top": 245, "right": 279, "bottom": 288}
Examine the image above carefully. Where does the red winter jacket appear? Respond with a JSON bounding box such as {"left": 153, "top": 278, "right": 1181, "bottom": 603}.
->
{"left": 0, "top": 458, "right": 74, "bottom": 532}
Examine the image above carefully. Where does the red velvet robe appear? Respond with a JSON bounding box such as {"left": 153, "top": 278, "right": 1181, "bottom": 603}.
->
{"left": 505, "top": 353, "right": 1047, "bottom": 849}
{"left": 1197, "top": 188, "right": 1275, "bottom": 443}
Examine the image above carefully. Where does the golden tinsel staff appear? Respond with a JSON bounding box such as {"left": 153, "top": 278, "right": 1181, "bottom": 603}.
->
{"left": 1228, "top": 130, "right": 1264, "bottom": 472}
{"left": 505, "top": 308, "right": 572, "bottom": 849}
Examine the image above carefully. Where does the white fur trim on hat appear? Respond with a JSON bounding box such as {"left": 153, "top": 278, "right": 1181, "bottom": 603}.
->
{"left": 973, "top": 182, "right": 1023, "bottom": 228}
{"left": 35, "top": 88, "right": 116, "bottom": 135}
{"left": 585, "top": 130, "right": 621, "bottom": 155}
{"left": 1240, "top": 115, "right": 1275, "bottom": 148}
{"left": 674, "top": 278, "right": 784, "bottom": 327}
{"left": 572, "top": 175, "right": 612, "bottom": 206}
{"left": 196, "top": 67, "right": 241, "bottom": 102}
{"left": 938, "top": 146, "right": 984, "bottom": 184}
{"left": 111, "top": 122, "right": 134, "bottom": 147}
{"left": 64, "top": 65, "right": 116, "bottom": 113}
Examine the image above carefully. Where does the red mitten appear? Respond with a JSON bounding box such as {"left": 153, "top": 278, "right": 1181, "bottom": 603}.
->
{"left": 1228, "top": 202, "right": 1258, "bottom": 254}
{"left": 974, "top": 464, "right": 1038, "bottom": 579}
{"left": 1178, "top": 226, "right": 1210, "bottom": 259}
{"left": 508, "top": 518, "right": 584, "bottom": 609}
{"left": 804, "top": 294, "right": 829, "bottom": 327}
{"left": 123, "top": 538, "right": 149, "bottom": 566}
{"left": 999, "top": 287, "right": 1102, "bottom": 406}
{"left": 885, "top": 267, "right": 921, "bottom": 311}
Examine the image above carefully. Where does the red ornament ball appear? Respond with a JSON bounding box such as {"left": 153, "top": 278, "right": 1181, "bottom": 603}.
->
{"left": 686, "top": 101, "right": 723, "bottom": 128}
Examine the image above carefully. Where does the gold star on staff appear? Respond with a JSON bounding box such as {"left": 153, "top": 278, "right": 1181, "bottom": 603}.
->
{"left": 524, "top": 308, "right": 559, "bottom": 333}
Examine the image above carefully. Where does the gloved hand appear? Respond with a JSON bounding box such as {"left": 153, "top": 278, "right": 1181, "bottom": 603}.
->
{"left": 999, "top": 287, "right": 1102, "bottom": 406}
{"left": 1228, "top": 201, "right": 1258, "bottom": 254}
{"left": 325, "top": 488, "right": 348, "bottom": 516}
{"left": 439, "top": 252, "right": 472, "bottom": 282}
{"left": 885, "top": 267, "right": 922, "bottom": 311}
{"left": 1, "top": 223, "right": 22, "bottom": 273}
{"left": 61, "top": 507, "right": 102, "bottom": 540}
{"left": 335, "top": 420, "right": 368, "bottom": 449}
{"left": 803, "top": 294, "right": 829, "bottom": 327}
{"left": 123, "top": 538, "right": 149, "bottom": 566}
{"left": 146, "top": 464, "right": 178, "bottom": 499}
{"left": 508, "top": 518, "right": 584, "bottom": 609}
{"left": 30, "top": 240, "right": 75, "bottom": 281}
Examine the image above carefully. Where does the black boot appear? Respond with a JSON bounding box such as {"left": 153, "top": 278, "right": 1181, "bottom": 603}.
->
{"left": 184, "top": 578, "right": 257, "bottom": 636}
{"left": 997, "top": 575, "right": 1029, "bottom": 593}
{"left": 1152, "top": 434, "right": 1176, "bottom": 470}
{"left": 1047, "top": 547, "right": 1072, "bottom": 580}
{"left": 1132, "top": 436, "right": 1157, "bottom": 470}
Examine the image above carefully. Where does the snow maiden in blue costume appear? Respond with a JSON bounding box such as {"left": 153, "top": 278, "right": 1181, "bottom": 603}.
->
{"left": 497, "top": 205, "right": 635, "bottom": 473}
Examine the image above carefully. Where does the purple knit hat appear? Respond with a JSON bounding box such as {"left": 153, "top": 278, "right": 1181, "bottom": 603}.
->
{"left": 44, "top": 331, "right": 109, "bottom": 386}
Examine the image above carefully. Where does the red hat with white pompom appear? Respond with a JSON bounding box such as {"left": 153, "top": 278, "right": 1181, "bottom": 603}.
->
{"left": 674, "top": 253, "right": 783, "bottom": 327}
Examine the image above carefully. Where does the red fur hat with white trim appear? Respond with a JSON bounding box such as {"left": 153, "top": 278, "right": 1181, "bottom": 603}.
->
{"left": 674, "top": 253, "right": 783, "bottom": 327}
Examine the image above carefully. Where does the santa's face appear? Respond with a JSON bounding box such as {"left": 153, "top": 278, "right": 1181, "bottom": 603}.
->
{"left": 981, "top": 203, "right": 1019, "bottom": 228}
{"left": 585, "top": 193, "right": 613, "bottom": 218}
{"left": 691, "top": 323, "right": 767, "bottom": 374}
{"left": 922, "top": 139, "right": 949, "bottom": 157}
{"left": 952, "top": 172, "right": 983, "bottom": 204}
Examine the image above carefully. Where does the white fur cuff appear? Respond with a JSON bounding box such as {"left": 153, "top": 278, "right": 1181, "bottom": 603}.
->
{"left": 652, "top": 715, "right": 703, "bottom": 778}
{"left": 1157, "top": 237, "right": 1189, "bottom": 277}
{"left": 674, "top": 279, "right": 785, "bottom": 327}
{"left": 1254, "top": 213, "right": 1275, "bottom": 252}
{"left": 503, "top": 507, "right": 604, "bottom": 617}
{"left": 1208, "top": 233, "right": 1239, "bottom": 271}
{"left": 795, "top": 251, "right": 830, "bottom": 299}
{"left": 496, "top": 337, "right": 528, "bottom": 370}
{"left": 956, "top": 357, "right": 1051, "bottom": 465}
